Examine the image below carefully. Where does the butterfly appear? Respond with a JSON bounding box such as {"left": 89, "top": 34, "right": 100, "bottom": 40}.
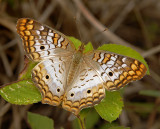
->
{"left": 16, "top": 18, "right": 147, "bottom": 115}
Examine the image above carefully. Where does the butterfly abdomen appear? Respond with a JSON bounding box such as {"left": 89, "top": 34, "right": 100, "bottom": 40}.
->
{"left": 67, "top": 51, "right": 83, "bottom": 86}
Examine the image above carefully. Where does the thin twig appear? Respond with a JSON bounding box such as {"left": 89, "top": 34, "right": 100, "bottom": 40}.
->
{"left": 138, "top": 0, "right": 157, "bottom": 9}
{"left": 55, "top": 11, "right": 65, "bottom": 30}
{"left": 0, "top": 103, "right": 11, "bottom": 117}
{"left": 38, "top": 0, "right": 57, "bottom": 23}
{"left": 119, "top": 109, "right": 130, "bottom": 126}
{"left": 56, "top": 0, "right": 75, "bottom": 18}
{"left": 0, "top": 17, "right": 16, "bottom": 32}
{"left": 16, "top": 38, "right": 25, "bottom": 74}
{"left": 73, "top": 0, "right": 144, "bottom": 53}
{"left": 0, "top": 44, "right": 13, "bottom": 77}
{"left": 19, "top": 105, "right": 32, "bottom": 119}
{"left": 150, "top": 69, "right": 160, "bottom": 85}
{"left": 12, "top": 105, "right": 21, "bottom": 129}
{"left": 134, "top": 7, "right": 152, "bottom": 48}
{"left": 29, "top": 0, "right": 39, "bottom": 19}
{"left": 142, "top": 45, "right": 160, "bottom": 58}
{"left": 37, "top": 0, "right": 45, "bottom": 11}
{"left": 0, "top": 73, "right": 10, "bottom": 84}
{"left": 0, "top": 39, "right": 17, "bottom": 51}
{"left": 110, "top": 0, "right": 136, "bottom": 32}
{"left": 147, "top": 98, "right": 160, "bottom": 129}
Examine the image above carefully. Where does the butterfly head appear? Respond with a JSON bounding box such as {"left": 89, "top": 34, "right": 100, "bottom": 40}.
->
{"left": 78, "top": 43, "right": 85, "bottom": 53}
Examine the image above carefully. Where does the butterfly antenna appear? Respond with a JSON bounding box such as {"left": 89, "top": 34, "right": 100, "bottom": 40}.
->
{"left": 74, "top": 12, "right": 85, "bottom": 50}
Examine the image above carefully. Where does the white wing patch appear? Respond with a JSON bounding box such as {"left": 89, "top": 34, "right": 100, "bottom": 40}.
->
{"left": 62, "top": 61, "right": 105, "bottom": 115}
{"left": 32, "top": 56, "right": 72, "bottom": 106}
{"left": 57, "top": 36, "right": 64, "bottom": 47}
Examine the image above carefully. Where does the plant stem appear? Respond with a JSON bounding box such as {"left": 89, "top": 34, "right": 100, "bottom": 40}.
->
{"left": 77, "top": 115, "right": 86, "bottom": 129}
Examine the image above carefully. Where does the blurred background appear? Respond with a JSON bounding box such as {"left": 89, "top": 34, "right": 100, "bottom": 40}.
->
{"left": 0, "top": 0, "right": 160, "bottom": 129}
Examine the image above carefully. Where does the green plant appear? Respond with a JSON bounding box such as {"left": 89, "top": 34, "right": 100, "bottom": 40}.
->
{"left": 0, "top": 37, "right": 149, "bottom": 129}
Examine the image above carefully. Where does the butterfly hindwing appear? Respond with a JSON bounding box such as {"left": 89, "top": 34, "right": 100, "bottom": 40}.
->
{"left": 16, "top": 18, "right": 75, "bottom": 61}
{"left": 62, "top": 61, "right": 105, "bottom": 115}
{"left": 32, "top": 56, "right": 72, "bottom": 106}
{"left": 84, "top": 50, "right": 147, "bottom": 90}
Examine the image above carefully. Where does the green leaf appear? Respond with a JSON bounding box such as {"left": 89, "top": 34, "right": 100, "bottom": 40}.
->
{"left": 84, "top": 42, "right": 94, "bottom": 53}
{"left": 79, "top": 108, "right": 91, "bottom": 119}
{"left": 98, "top": 44, "right": 149, "bottom": 75}
{"left": 139, "top": 90, "right": 160, "bottom": 97}
{"left": 72, "top": 119, "right": 81, "bottom": 129}
{"left": 19, "top": 60, "right": 37, "bottom": 80}
{"left": 28, "top": 112, "right": 54, "bottom": 129}
{"left": 0, "top": 58, "right": 41, "bottom": 105}
{"left": 85, "top": 109, "right": 100, "bottom": 129}
{"left": 68, "top": 36, "right": 81, "bottom": 50}
{"left": 0, "top": 80, "right": 41, "bottom": 105}
{"left": 94, "top": 91, "right": 123, "bottom": 122}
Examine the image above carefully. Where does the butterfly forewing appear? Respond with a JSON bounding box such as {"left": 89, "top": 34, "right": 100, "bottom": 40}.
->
{"left": 84, "top": 50, "right": 147, "bottom": 90}
{"left": 62, "top": 60, "right": 105, "bottom": 115}
{"left": 32, "top": 56, "right": 72, "bottom": 106}
{"left": 16, "top": 18, "right": 76, "bottom": 61}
